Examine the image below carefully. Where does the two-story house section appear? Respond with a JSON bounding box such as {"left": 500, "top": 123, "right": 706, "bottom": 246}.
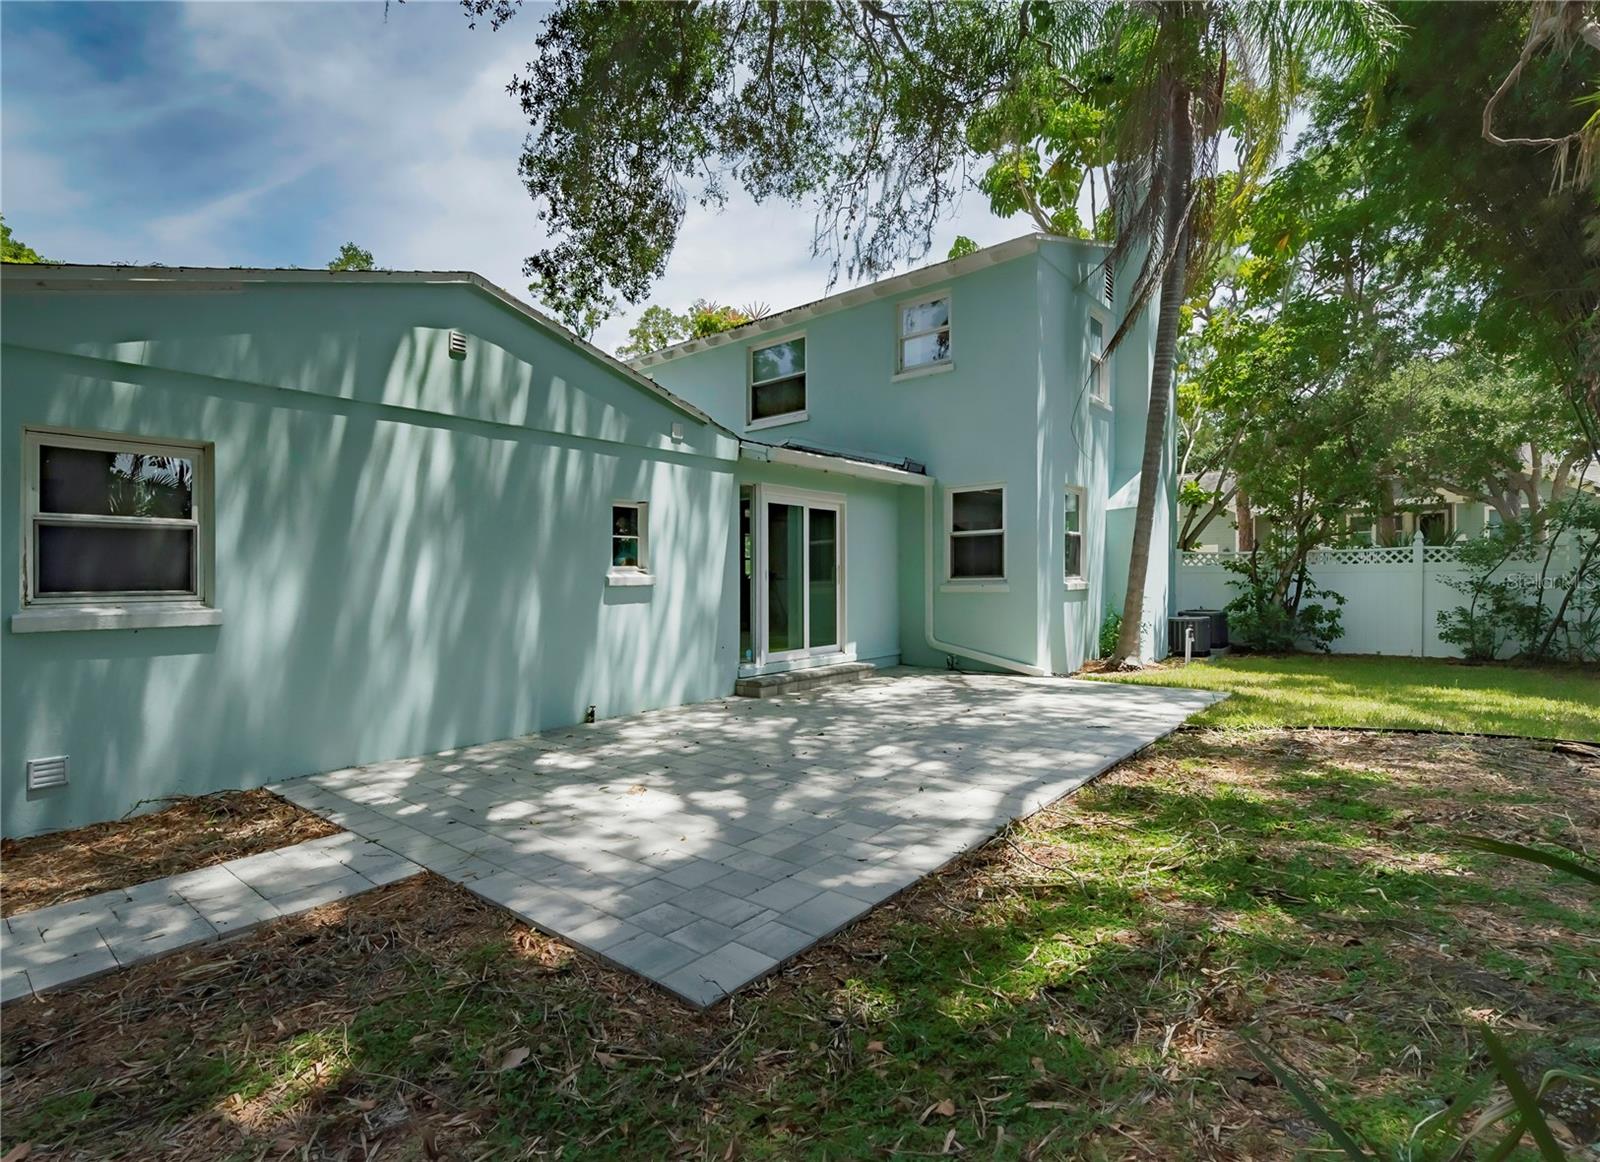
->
{"left": 632, "top": 232, "right": 1174, "bottom": 679}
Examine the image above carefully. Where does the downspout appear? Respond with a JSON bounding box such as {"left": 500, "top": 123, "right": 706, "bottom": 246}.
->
{"left": 921, "top": 483, "right": 1050, "bottom": 676}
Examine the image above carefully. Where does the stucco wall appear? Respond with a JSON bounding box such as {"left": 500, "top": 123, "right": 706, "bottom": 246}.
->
{"left": 732, "top": 460, "right": 905, "bottom": 668}
{"left": 647, "top": 253, "right": 1074, "bottom": 674}
{"left": 2, "top": 280, "right": 741, "bottom": 835}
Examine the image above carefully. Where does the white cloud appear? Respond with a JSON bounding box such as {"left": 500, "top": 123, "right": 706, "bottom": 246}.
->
{"left": 3, "top": 0, "right": 1027, "bottom": 352}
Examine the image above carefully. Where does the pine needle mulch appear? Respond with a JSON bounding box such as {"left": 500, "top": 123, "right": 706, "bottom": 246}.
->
{"left": 1, "top": 730, "right": 1596, "bottom": 1160}
{"left": 1, "top": 790, "right": 341, "bottom": 917}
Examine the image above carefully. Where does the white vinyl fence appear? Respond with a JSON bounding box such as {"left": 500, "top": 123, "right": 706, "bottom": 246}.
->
{"left": 1174, "top": 533, "right": 1576, "bottom": 658}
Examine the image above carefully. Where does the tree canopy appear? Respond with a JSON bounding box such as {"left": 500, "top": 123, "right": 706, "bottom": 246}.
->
{"left": 327, "top": 242, "right": 376, "bottom": 271}
{"left": 1, "top": 215, "right": 49, "bottom": 264}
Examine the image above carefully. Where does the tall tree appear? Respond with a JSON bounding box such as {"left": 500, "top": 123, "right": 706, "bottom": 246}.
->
{"left": 471, "top": 0, "right": 1395, "bottom": 665}
{"left": 1301, "top": 2, "right": 1598, "bottom": 458}
{"left": 1076, "top": 3, "right": 1396, "bottom": 666}
{"left": 327, "top": 242, "right": 376, "bottom": 271}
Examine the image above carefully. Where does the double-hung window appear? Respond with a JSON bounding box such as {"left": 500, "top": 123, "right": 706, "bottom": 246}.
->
{"left": 1064, "top": 487, "right": 1084, "bottom": 582}
{"left": 611, "top": 502, "right": 647, "bottom": 570}
{"left": 898, "top": 294, "right": 951, "bottom": 373}
{"left": 22, "top": 428, "right": 212, "bottom": 621}
{"left": 749, "top": 336, "right": 806, "bottom": 426}
{"left": 1088, "top": 315, "right": 1111, "bottom": 406}
{"left": 948, "top": 486, "right": 1005, "bottom": 580}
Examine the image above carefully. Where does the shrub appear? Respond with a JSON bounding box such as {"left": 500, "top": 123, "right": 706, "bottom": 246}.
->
{"left": 1222, "top": 541, "right": 1345, "bottom": 653}
{"left": 1098, "top": 607, "right": 1123, "bottom": 659}
{"left": 1438, "top": 495, "right": 1600, "bottom": 663}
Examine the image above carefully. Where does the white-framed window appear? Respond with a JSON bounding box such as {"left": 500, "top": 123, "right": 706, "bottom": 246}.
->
{"left": 611, "top": 501, "right": 648, "bottom": 570}
{"left": 1088, "top": 313, "right": 1111, "bottom": 406}
{"left": 897, "top": 293, "right": 951, "bottom": 373}
{"left": 1064, "top": 486, "right": 1085, "bottom": 581}
{"left": 21, "top": 427, "right": 212, "bottom": 612}
{"left": 748, "top": 335, "right": 806, "bottom": 427}
{"left": 948, "top": 485, "right": 1005, "bottom": 580}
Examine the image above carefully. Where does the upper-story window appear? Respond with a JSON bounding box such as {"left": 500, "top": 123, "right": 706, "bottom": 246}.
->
{"left": 749, "top": 336, "right": 807, "bottom": 426}
{"left": 898, "top": 294, "right": 951, "bottom": 373}
{"left": 1088, "top": 314, "right": 1111, "bottom": 406}
{"left": 23, "top": 428, "right": 210, "bottom": 608}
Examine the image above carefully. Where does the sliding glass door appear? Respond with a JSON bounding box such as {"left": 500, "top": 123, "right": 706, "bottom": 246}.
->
{"left": 757, "top": 490, "right": 843, "bottom": 664}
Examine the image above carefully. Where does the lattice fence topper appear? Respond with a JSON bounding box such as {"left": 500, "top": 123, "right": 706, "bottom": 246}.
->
{"left": 1180, "top": 544, "right": 1466, "bottom": 569}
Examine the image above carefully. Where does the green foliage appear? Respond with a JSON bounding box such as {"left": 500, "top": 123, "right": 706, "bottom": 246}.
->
{"left": 326, "top": 242, "right": 375, "bottom": 271}
{"left": 945, "top": 235, "right": 979, "bottom": 260}
{"left": 687, "top": 300, "right": 754, "bottom": 338}
{"left": 1097, "top": 606, "right": 1122, "bottom": 659}
{"left": 1438, "top": 495, "right": 1600, "bottom": 664}
{"left": 1221, "top": 542, "right": 1345, "bottom": 653}
{"left": 616, "top": 303, "right": 690, "bottom": 358}
{"left": 1296, "top": 1, "right": 1599, "bottom": 458}
{"left": 528, "top": 273, "right": 615, "bottom": 342}
{"left": 1370, "top": 348, "right": 1587, "bottom": 536}
{"left": 1, "top": 214, "right": 48, "bottom": 263}
{"left": 614, "top": 298, "right": 766, "bottom": 358}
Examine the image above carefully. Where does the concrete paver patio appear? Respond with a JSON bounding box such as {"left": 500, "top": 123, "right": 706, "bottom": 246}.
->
{"left": 271, "top": 669, "right": 1220, "bottom": 1006}
{"left": 1, "top": 833, "right": 421, "bottom": 1004}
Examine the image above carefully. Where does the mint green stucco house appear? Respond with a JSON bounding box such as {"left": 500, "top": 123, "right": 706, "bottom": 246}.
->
{"left": 1, "top": 234, "right": 1172, "bottom": 835}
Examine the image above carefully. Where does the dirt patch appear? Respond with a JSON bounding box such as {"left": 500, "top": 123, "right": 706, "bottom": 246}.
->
{"left": 1, "top": 790, "right": 341, "bottom": 916}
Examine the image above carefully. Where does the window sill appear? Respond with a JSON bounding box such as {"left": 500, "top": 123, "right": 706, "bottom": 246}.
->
{"left": 11, "top": 604, "right": 223, "bottom": 634}
{"left": 940, "top": 580, "right": 1009, "bottom": 594}
{"left": 746, "top": 411, "right": 808, "bottom": 432}
{"left": 1064, "top": 578, "right": 1089, "bottom": 592}
{"left": 606, "top": 569, "right": 655, "bottom": 588}
{"left": 891, "top": 361, "right": 955, "bottom": 383}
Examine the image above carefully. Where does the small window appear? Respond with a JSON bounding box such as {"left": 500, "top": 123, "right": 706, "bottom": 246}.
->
{"left": 749, "top": 337, "right": 806, "bottom": 425}
{"left": 611, "top": 502, "right": 647, "bottom": 570}
{"left": 1064, "top": 487, "right": 1084, "bottom": 580}
{"left": 949, "top": 486, "right": 1004, "bottom": 580}
{"left": 899, "top": 294, "right": 951, "bottom": 372}
{"left": 1088, "top": 315, "right": 1110, "bottom": 405}
{"left": 24, "top": 428, "right": 209, "bottom": 606}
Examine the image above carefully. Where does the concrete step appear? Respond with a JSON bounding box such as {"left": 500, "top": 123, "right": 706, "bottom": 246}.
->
{"left": 734, "top": 661, "right": 876, "bottom": 699}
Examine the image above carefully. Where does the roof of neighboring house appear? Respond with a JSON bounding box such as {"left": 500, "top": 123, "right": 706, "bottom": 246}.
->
{"left": 0, "top": 262, "right": 716, "bottom": 426}
{"left": 629, "top": 231, "right": 1112, "bottom": 370}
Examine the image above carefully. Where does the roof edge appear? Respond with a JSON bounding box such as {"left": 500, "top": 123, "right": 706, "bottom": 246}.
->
{"left": 631, "top": 232, "right": 1109, "bottom": 370}
{"left": 0, "top": 263, "right": 720, "bottom": 429}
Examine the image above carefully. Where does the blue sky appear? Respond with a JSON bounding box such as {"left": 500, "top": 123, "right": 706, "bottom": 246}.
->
{"left": 1, "top": 1, "right": 1028, "bottom": 351}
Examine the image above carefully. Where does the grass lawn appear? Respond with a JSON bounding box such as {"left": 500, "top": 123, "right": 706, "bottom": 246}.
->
{"left": 1090, "top": 653, "right": 1600, "bottom": 740}
{"left": 3, "top": 729, "right": 1595, "bottom": 1159}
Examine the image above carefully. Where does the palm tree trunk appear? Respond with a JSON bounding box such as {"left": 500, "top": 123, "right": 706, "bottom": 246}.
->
{"left": 1110, "top": 84, "right": 1193, "bottom": 666}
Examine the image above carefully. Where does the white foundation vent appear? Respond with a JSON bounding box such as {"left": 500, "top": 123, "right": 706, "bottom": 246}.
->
{"left": 26, "top": 755, "right": 69, "bottom": 791}
{"left": 448, "top": 330, "right": 468, "bottom": 360}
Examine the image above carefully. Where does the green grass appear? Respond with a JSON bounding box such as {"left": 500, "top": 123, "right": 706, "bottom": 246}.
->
{"left": 4, "top": 731, "right": 1595, "bottom": 1159}
{"left": 1091, "top": 653, "right": 1600, "bottom": 739}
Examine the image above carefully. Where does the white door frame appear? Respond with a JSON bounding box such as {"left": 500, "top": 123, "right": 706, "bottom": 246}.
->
{"left": 747, "top": 483, "right": 849, "bottom": 674}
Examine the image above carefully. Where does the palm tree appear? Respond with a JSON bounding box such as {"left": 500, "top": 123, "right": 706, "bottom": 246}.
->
{"left": 1069, "top": 1, "right": 1399, "bottom": 666}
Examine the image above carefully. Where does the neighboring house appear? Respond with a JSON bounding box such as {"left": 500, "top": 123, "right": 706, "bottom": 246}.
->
{"left": 2, "top": 237, "right": 1168, "bottom": 835}
{"left": 1182, "top": 464, "right": 1596, "bottom": 552}
{"left": 633, "top": 232, "right": 1171, "bottom": 682}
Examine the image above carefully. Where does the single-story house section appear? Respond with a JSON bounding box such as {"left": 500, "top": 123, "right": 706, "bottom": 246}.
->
{"left": 2, "top": 241, "right": 1171, "bottom": 836}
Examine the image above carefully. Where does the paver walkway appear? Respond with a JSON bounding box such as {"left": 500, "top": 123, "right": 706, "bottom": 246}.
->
{"left": 273, "top": 670, "right": 1220, "bottom": 1006}
{"left": 1, "top": 832, "right": 420, "bottom": 1004}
